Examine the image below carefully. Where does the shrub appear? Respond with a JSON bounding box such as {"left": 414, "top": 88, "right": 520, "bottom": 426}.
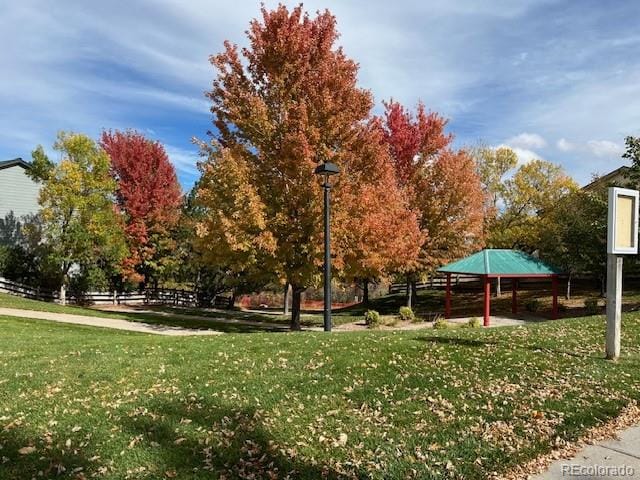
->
{"left": 584, "top": 298, "right": 600, "bottom": 315}
{"left": 524, "top": 298, "right": 541, "bottom": 312}
{"left": 466, "top": 317, "right": 482, "bottom": 328}
{"left": 364, "top": 310, "right": 381, "bottom": 327}
{"left": 399, "top": 306, "right": 416, "bottom": 322}
{"left": 433, "top": 318, "right": 449, "bottom": 329}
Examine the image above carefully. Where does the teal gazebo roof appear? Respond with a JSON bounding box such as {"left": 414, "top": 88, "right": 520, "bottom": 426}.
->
{"left": 438, "top": 249, "right": 561, "bottom": 277}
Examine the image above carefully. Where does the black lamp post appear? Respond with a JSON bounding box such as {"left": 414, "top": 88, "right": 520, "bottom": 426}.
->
{"left": 314, "top": 161, "right": 340, "bottom": 332}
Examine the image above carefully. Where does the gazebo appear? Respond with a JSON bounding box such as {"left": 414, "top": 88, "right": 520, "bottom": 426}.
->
{"left": 437, "top": 249, "right": 562, "bottom": 326}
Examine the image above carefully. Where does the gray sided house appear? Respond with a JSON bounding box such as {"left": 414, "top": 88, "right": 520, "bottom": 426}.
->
{"left": 582, "top": 166, "right": 630, "bottom": 191}
{"left": 0, "top": 158, "right": 40, "bottom": 219}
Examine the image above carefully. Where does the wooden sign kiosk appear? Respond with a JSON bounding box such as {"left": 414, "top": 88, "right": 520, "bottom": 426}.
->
{"left": 606, "top": 187, "right": 639, "bottom": 360}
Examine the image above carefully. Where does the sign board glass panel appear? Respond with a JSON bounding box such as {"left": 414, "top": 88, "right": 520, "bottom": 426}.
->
{"left": 615, "top": 195, "right": 635, "bottom": 249}
{"left": 608, "top": 187, "right": 640, "bottom": 254}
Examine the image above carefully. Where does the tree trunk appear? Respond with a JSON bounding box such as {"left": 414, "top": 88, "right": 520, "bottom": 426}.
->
{"left": 411, "top": 280, "right": 417, "bottom": 303}
{"left": 283, "top": 282, "right": 290, "bottom": 315}
{"left": 290, "top": 286, "right": 304, "bottom": 331}
{"left": 228, "top": 291, "right": 237, "bottom": 309}
{"left": 496, "top": 277, "right": 501, "bottom": 297}
{"left": 362, "top": 279, "right": 369, "bottom": 305}
{"left": 59, "top": 284, "right": 66, "bottom": 306}
{"left": 565, "top": 273, "right": 571, "bottom": 300}
{"left": 406, "top": 277, "right": 412, "bottom": 309}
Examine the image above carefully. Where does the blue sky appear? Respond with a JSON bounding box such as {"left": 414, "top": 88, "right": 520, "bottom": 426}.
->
{"left": 1, "top": 0, "right": 639, "bottom": 190}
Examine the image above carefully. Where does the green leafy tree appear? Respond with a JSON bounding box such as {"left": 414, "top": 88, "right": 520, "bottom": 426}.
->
{"left": 624, "top": 135, "right": 640, "bottom": 186}
{"left": 26, "top": 145, "right": 55, "bottom": 183}
{"left": 490, "top": 159, "right": 578, "bottom": 251}
{"left": 0, "top": 212, "right": 60, "bottom": 290}
{"left": 539, "top": 189, "right": 607, "bottom": 298}
{"left": 33, "top": 132, "right": 127, "bottom": 303}
{"left": 473, "top": 146, "right": 517, "bottom": 223}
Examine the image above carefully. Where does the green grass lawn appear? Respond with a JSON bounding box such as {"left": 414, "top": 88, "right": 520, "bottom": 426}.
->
{"left": 1, "top": 312, "right": 640, "bottom": 479}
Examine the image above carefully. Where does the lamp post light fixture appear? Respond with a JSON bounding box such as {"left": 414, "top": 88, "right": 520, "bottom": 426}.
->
{"left": 314, "top": 161, "right": 340, "bottom": 332}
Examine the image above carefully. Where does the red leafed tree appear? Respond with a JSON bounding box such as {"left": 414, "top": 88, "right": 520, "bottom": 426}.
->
{"left": 382, "top": 101, "right": 485, "bottom": 306}
{"left": 100, "top": 130, "right": 182, "bottom": 286}
{"left": 383, "top": 100, "right": 452, "bottom": 186}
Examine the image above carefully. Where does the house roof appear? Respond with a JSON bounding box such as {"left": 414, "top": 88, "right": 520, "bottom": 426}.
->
{"left": 582, "top": 165, "right": 630, "bottom": 191}
{"left": 0, "top": 158, "right": 31, "bottom": 171}
{"left": 437, "top": 249, "right": 561, "bottom": 276}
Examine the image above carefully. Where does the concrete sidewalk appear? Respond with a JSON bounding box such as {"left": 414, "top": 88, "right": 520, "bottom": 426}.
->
{"left": 533, "top": 425, "right": 640, "bottom": 479}
{"left": 0, "top": 307, "right": 222, "bottom": 336}
{"left": 448, "top": 315, "right": 528, "bottom": 328}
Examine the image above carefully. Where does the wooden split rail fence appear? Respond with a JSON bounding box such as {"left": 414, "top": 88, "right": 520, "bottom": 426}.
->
{"left": 388, "top": 275, "right": 478, "bottom": 294}
{"left": 388, "top": 275, "right": 573, "bottom": 294}
{"left": 0, "top": 277, "right": 232, "bottom": 308}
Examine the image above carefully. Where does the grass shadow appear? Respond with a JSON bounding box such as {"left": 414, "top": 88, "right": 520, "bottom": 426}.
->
{"left": 121, "top": 310, "right": 290, "bottom": 333}
{"left": 415, "top": 333, "right": 601, "bottom": 359}
{"left": 118, "top": 399, "right": 349, "bottom": 479}
{"left": 0, "top": 427, "right": 93, "bottom": 479}
{"left": 0, "top": 402, "right": 348, "bottom": 479}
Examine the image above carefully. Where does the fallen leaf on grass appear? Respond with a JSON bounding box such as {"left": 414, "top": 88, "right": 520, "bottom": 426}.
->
{"left": 18, "top": 446, "right": 36, "bottom": 455}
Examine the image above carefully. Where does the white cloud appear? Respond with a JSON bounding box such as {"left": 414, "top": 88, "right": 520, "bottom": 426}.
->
{"left": 498, "top": 133, "right": 546, "bottom": 164}
{"left": 586, "top": 140, "right": 624, "bottom": 157}
{"left": 505, "top": 133, "right": 547, "bottom": 150}
{"left": 496, "top": 144, "right": 543, "bottom": 164}
{"left": 556, "top": 138, "right": 575, "bottom": 151}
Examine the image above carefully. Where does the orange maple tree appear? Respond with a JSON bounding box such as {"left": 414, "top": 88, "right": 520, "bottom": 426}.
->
{"left": 332, "top": 119, "right": 422, "bottom": 303}
{"left": 382, "top": 101, "right": 485, "bottom": 306}
{"left": 196, "top": 5, "right": 420, "bottom": 328}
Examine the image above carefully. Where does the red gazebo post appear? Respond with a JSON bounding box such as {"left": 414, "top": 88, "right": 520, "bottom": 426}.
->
{"left": 511, "top": 278, "right": 518, "bottom": 315}
{"left": 445, "top": 273, "right": 451, "bottom": 319}
{"left": 552, "top": 274, "right": 559, "bottom": 319}
{"left": 483, "top": 275, "right": 491, "bottom": 326}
